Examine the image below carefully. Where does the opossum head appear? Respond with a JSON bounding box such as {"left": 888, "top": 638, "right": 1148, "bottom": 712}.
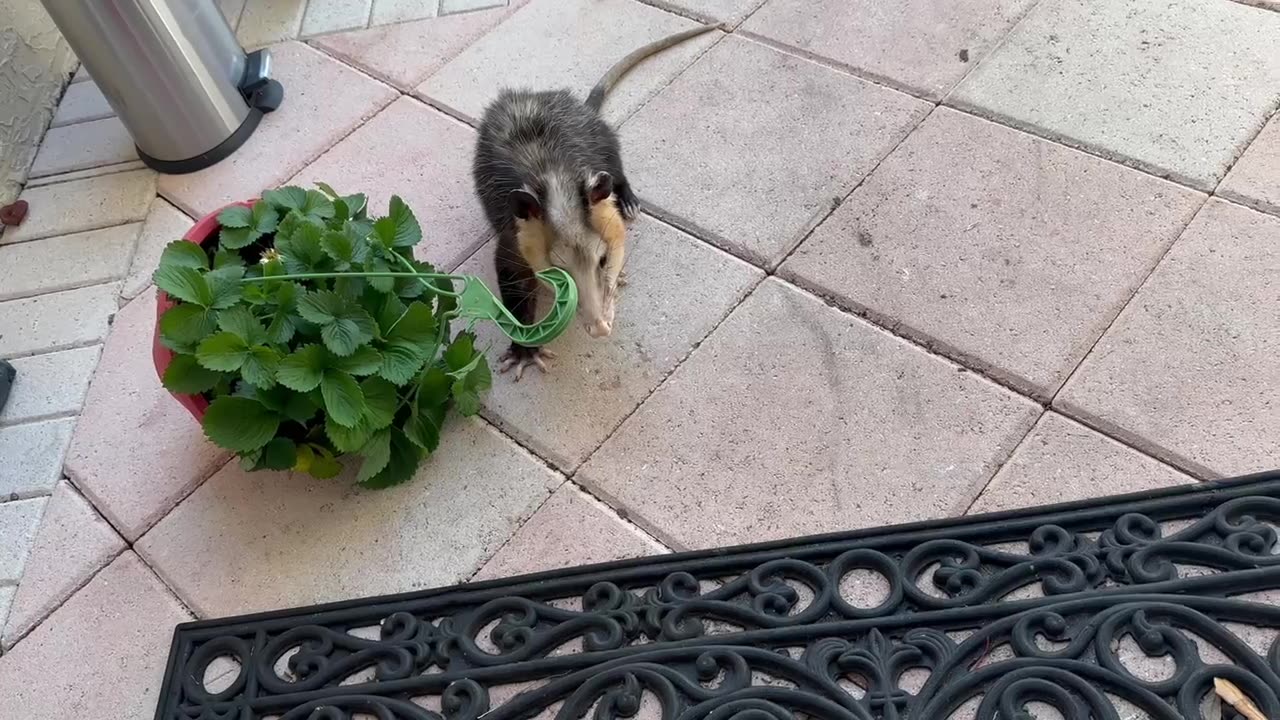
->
{"left": 511, "top": 170, "right": 625, "bottom": 339}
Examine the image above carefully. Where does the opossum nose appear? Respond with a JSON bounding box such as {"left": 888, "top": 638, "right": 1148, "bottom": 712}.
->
{"left": 585, "top": 319, "right": 613, "bottom": 338}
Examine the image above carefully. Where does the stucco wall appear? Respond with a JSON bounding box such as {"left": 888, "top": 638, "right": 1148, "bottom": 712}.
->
{"left": 0, "top": 0, "right": 75, "bottom": 205}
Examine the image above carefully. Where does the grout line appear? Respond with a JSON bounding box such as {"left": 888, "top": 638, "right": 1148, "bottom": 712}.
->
{"left": 734, "top": 30, "right": 939, "bottom": 103}
{"left": 0, "top": 408, "right": 79, "bottom": 429}
{"left": 0, "top": 337, "right": 110, "bottom": 364}
{"left": 613, "top": 29, "right": 730, "bottom": 129}
{"left": 957, "top": 409, "right": 1047, "bottom": 516}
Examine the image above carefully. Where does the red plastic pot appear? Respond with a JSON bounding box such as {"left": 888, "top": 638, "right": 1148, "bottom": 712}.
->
{"left": 153, "top": 200, "right": 253, "bottom": 422}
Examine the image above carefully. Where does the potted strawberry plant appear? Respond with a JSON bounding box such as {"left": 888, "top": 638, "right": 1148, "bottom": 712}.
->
{"left": 152, "top": 185, "right": 576, "bottom": 487}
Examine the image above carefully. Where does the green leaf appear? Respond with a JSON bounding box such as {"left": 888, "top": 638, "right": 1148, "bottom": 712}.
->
{"left": 356, "top": 429, "right": 392, "bottom": 483}
{"left": 217, "top": 205, "right": 253, "bottom": 229}
{"left": 361, "top": 377, "right": 398, "bottom": 429}
{"left": 313, "top": 182, "right": 340, "bottom": 199}
{"left": 154, "top": 266, "right": 212, "bottom": 306}
{"left": 321, "top": 230, "right": 355, "bottom": 269}
{"left": 364, "top": 255, "right": 395, "bottom": 293}
{"left": 404, "top": 402, "right": 445, "bottom": 453}
{"left": 261, "top": 437, "right": 298, "bottom": 471}
{"left": 419, "top": 366, "right": 453, "bottom": 406}
{"left": 277, "top": 344, "right": 328, "bottom": 392}
{"left": 196, "top": 332, "right": 250, "bottom": 372}
{"left": 359, "top": 429, "right": 422, "bottom": 489}
{"left": 206, "top": 265, "right": 246, "bottom": 309}
{"left": 159, "top": 241, "right": 209, "bottom": 271}
{"left": 219, "top": 227, "right": 256, "bottom": 250}
{"left": 325, "top": 415, "right": 372, "bottom": 454}
{"left": 377, "top": 341, "right": 428, "bottom": 385}
{"left": 300, "top": 190, "right": 335, "bottom": 223}
{"left": 298, "top": 290, "right": 377, "bottom": 356}
{"left": 389, "top": 301, "right": 436, "bottom": 343}
{"left": 294, "top": 443, "right": 342, "bottom": 478}
{"left": 162, "top": 354, "right": 225, "bottom": 394}
{"left": 202, "top": 396, "right": 279, "bottom": 452}
{"left": 217, "top": 306, "right": 266, "bottom": 345}
{"left": 239, "top": 448, "right": 263, "bottom": 471}
{"left": 213, "top": 249, "right": 245, "bottom": 269}
{"left": 374, "top": 294, "right": 407, "bottom": 335}
{"left": 444, "top": 332, "right": 477, "bottom": 372}
{"left": 159, "top": 304, "right": 219, "bottom": 352}
{"left": 386, "top": 196, "right": 421, "bottom": 248}
{"left": 320, "top": 370, "right": 365, "bottom": 427}
{"left": 265, "top": 283, "right": 300, "bottom": 344}
{"left": 282, "top": 392, "right": 319, "bottom": 424}
{"left": 332, "top": 346, "right": 382, "bottom": 376}
{"left": 263, "top": 187, "right": 307, "bottom": 212}
{"left": 241, "top": 346, "right": 281, "bottom": 389}
{"left": 453, "top": 383, "right": 482, "bottom": 416}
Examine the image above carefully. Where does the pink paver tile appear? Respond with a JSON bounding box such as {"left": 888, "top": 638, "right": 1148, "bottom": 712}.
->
{"left": 0, "top": 224, "right": 140, "bottom": 302}
{"left": 1057, "top": 199, "right": 1280, "bottom": 478}
{"left": 370, "top": 0, "right": 438, "bottom": 25}
{"left": 29, "top": 117, "right": 138, "bottom": 178}
{"left": 49, "top": 81, "right": 114, "bottom": 128}
{"left": 473, "top": 484, "right": 667, "bottom": 581}
{"left": 744, "top": 0, "right": 1034, "bottom": 100}
{"left": 968, "top": 413, "right": 1195, "bottom": 515}
{"left": 158, "top": 42, "right": 397, "bottom": 219}
{"left": 0, "top": 552, "right": 190, "bottom": 720}
{"left": 0, "top": 169, "right": 154, "bottom": 245}
{"left": 137, "top": 419, "right": 560, "bottom": 617}
{"left": 1219, "top": 112, "right": 1280, "bottom": 217}
{"left": 0, "top": 417, "right": 76, "bottom": 500}
{"left": 418, "top": 0, "right": 721, "bottom": 126}
{"left": 289, "top": 97, "right": 490, "bottom": 271}
{"left": 780, "top": 108, "right": 1205, "bottom": 399}
{"left": 578, "top": 279, "right": 1040, "bottom": 550}
{"left": 456, "top": 214, "right": 762, "bottom": 470}
{"left": 0, "top": 283, "right": 120, "bottom": 360}
{"left": 0, "top": 346, "right": 101, "bottom": 425}
{"left": 64, "top": 288, "right": 231, "bottom": 541}
{"left": 621, "top": 35, "right": 930, "bottom": 267}
{"left": 121, "top": 199, "right": 195, "bottom": 301}
{"left": 311, "top": 3, "right": 514, "bottom": 90}
{"left": 0, "top": 497, "right": 45, "bottom": 581}
{"left": 2, "top": 482, "right": 125, "bottom": 649}
{"left": 300, "top": 0, "right": 371, "bottom": 36}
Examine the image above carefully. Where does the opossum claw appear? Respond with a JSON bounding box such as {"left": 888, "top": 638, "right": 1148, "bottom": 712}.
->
{"left": 500, "top": 346, "right": 555, "bottom": 381}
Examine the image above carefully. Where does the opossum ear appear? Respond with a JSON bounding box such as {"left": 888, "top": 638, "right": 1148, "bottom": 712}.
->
{"left": 586, "top": 172, "right": 614, "bottom": 205}
{"left": 510, "top": 189, "right": 542, "bottom": 220}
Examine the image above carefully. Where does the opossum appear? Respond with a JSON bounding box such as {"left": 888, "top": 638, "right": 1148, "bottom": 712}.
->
{"left": 472, "top": 23, "right": 718, "bottom": 379}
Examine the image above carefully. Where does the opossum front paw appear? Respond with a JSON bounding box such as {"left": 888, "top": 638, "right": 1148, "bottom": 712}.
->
{"left": 499, "top": 345, "right": 556, "bottom": 382}
{"left": 615, "top": 185, "right": 640, "bottom": 221}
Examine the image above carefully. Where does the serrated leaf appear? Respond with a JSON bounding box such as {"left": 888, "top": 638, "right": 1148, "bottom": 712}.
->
{"left": 217, "top": 306, "right": 266, "bottom": 345}
{"left": 213, "top": 249, "right": 245, "bottom": 269}
{"left": 263, "top": 187, "right": 307, "bottom": 212}
{"left": 154, "top": 266, "right": 212, "bottom": 306}
{"left": 356, "top": 429, "right": 392, "bottom": 483}
{"left": 419, "top": 366, "right": 453, "bottom": 406}
{"left": 277, "top": 220, "right": 326, "bottom": 273}
{"left": 377, "top": 340, "right": 428, "bottom": 385}
{"left": 159, "top": 241, "right": 209, "bottom": 271}
{"left": 241, "top": 346, "right": 281, "bottom": 389}
{"left": 453, "top": 383, "right": 481, "bottom": 416}
{"left": 320, "top": 370, "right": 365, "bottom": 427}
{"left": 313, "top": 182, "right": 340, "bottom": 199}
{"left": 389, "top": 301, "right": 436, "bottom": 343}
{"left": 374, "top": 294, "right": 407, "bottom": 335}
{"left": 265, "top": 310, "right": 297, "bottom": 345}
{"left": 202, "top": 396, "right": 279, "bottom": 452}
{"left": 219, "top": 227, "right": 258, "bottom": 250}
{"left": 365, "top": 255, "right": 395, "bottom": 293}
{"left": 386, "top": 196, "right": 421, "bottom": 248}
{"left": 300, "top": 190, "right": 335, "bottom": 223}
{"left": 343, "top": 193, "right": 368, "bottom": 219}
{"left": 196, "top": 332, "right": 250, "bottom": 371}
{"left": 331, "top": 346, "right": 382, "bottom": 376}
{"left": 321, "top": 230, "right": 355, "bottom": 269}
{"left": 325, "top": 415, "right": 372, "bottom": 453}
{"left": 298, "top": 290, "right": 377, "bottom": 356}
{"left": 277, "top": 344, "right": 328, "bottom": 392}
{"left": 252, "top": 201, "right": 279, "bottom": 232}
{"left": 261, "top": 437, "right": 297, "bottom": 471}
{"left": 239, "top": 448, "right": 263, "bottom": 471}
{"left": 359, "top": 429, "right": 421, "bottom": 489}
{"left": 162, "top": 354, "right": 225, "bottom": 394}
{"left": 283, "top": 392, "right": 319, "bottom": 424}
{"left": 451, "top": 352, "right": 491, "bottom": 417}
{"left": 218, "top": 205, "right": 253, "bottom": 229}
{"left": 207, "top": 265, "right": 245, "bottom": 309}
{"left": 404, "top": 400, "right": 445, "bottom": 453}
{"left": 361, "top": 377, "right": 398, "bottom": 429}
{"left": 159, "top": 304, "right": 219, "bottom": 352}
{"left": 444, "top": 332, "right": 477, "bottom": 372}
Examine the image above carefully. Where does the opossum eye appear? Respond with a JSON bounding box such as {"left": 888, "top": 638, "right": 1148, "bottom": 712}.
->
{"left": 598, "top": 254, "right": 608, "bottom": 270}
{"left": 510, "top": 189, "right": 541, "bottom": 220}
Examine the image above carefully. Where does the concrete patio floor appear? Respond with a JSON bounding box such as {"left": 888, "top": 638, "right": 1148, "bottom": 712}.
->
{"left": 0, "top": 0, "right": 1278, "bottom": 716}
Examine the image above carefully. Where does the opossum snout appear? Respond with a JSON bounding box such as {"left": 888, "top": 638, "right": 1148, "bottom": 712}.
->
{"left": 585, "top": 318, "right": 613, "bottom": 338}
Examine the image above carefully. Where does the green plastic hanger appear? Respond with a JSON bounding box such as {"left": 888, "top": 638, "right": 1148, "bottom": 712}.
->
{"left": 451, "top": 268, "right": 578, "bottom": 347}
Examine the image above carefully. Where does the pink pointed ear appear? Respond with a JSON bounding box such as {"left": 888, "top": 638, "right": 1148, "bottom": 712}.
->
{"left": 587, "top": 172, "right": 614, "bottom": 205}
{"left": 510, "top": 189, "right": 542, "bottom": 220}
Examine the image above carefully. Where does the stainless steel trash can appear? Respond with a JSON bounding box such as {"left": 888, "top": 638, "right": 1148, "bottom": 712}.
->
{"left": 39, "top": 0, "right": 284, "bottom": 174}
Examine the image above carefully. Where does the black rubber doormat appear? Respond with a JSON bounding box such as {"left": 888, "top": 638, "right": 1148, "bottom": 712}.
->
{"left": 156, "top": 471, "right": 1280, "bottom": 720}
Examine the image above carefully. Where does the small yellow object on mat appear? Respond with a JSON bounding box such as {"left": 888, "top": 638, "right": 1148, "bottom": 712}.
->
{"left": 1214, "top": 677, "right": 1269, "bottom": 720}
